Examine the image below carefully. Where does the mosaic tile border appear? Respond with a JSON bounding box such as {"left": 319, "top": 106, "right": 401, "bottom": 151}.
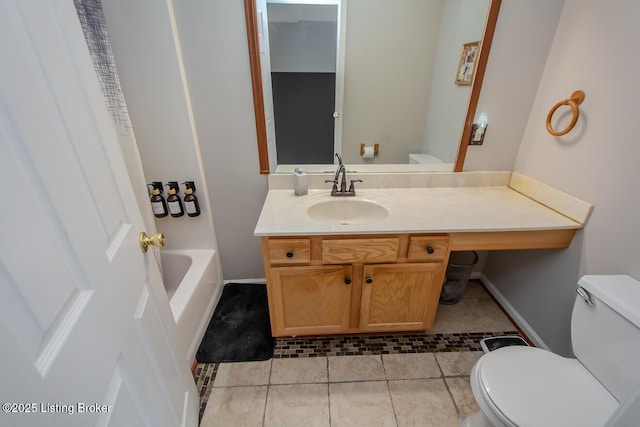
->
{"left": 194, "top": 362, "right": 218, "bottom": 421}
{"left": 272, "top": 331, "right": 519, "bottom": 358}
{"left": 193, "top": 330, "right": 520, "bottom": 421}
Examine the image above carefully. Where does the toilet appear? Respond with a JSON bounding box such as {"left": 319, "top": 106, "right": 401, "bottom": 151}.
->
{"left": 464, "top": 275, "right": 640, "bottom": 427}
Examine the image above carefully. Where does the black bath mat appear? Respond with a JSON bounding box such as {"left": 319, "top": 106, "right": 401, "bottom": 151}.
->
{"left": 196, "top": 283, "right": 274, "bottom": 363}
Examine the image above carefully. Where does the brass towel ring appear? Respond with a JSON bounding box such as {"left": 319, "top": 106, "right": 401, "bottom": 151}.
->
{"left": 546, "top": 90, "right": 585, "bottom": 136}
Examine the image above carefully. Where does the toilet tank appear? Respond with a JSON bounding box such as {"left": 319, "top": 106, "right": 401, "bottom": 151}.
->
{"left": 572, "top": 275, "right": 640, "bottom": 403}
{"left": 408, "top": 153, "right": 444, "bottom": 164}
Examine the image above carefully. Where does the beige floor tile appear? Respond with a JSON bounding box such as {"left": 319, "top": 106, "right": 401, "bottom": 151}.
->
{"left": 446, "top": 377, "right": 480, "bottom": 420}
{"left": 431, "top": 297, "right": 514, "bottom": 333}
{"left": 461, "top": 281, "right": 490, "bottom": 298}
{"left": 264, "top": 383, "right": 329, "bottom": 427}
{"left": 270, "top": 357, "right": 328, "bottom": 384}
{"left": 200, "top": 386, "right": 267, "bottom": 427}
{"left": 435, "top": 351, "right": 483, "bottom": 377}
{"left": 388, "top": 379, "right": 459, "bottom": 427}
{"left": 329, "top": 381, "right": 397, "bottom": 427}
{"left": 213, "top": 360, "right": 271, "bottom": 387}
{"left": 382, "top": 353, "right": 441, "bottom": 380}
{"left": 328, "top": 355, "right": 385, "bottom": 382}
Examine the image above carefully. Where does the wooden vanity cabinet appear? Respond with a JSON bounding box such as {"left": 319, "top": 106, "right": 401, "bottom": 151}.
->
{"left": 360, "top": 262, "right": 443, "bottom": 332}
{"left": 262, "top": 234, "right": 451, "bottom": 337}
{"left": 269, "top": 265, "right": 352, "bottom": 336}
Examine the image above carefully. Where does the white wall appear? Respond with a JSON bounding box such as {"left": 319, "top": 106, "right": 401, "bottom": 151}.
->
{"left": 267, "top": 4, "right": 337, "bottom": 73}
{"left": 463, "top": 0, "right": 565, "bottom": 171}
{"left": 422, "top": 0, "right": 490, "bottom": 164}
{"left": 341, "top": 0, "right": 443, "bottom": 164}
{"left": 101, "top": 0, "right": 218, "bottom": 252}
{"left": 172, "top": 0, "right": 269, "bottom": 280}
{"left": 483, "top": 0, "right": 640, "bottom": 356}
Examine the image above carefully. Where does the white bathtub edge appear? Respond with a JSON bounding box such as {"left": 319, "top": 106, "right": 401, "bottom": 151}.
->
{"left": 162, "top": 249, "right": 223, "bottom": 364}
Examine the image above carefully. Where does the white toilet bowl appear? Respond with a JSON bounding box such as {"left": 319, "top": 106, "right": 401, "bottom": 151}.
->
{"left": 468, "top": 346, "right": 618, "bottom": 426}
{"left": 465, "top": 275, "right": 640, "bottom": 427}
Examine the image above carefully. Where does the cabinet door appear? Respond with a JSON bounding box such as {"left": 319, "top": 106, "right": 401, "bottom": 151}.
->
{"left": 270, "top": 265, "right": 352, "bottom": 336}
{"left": 360, "top": 263, "right": 444, "bottom": 332}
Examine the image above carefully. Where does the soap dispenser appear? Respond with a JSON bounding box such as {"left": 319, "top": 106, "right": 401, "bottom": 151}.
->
{"left": 294, "top": 167, "right": 308, "bottom": 196}
{"left": 166, "top": 181, "right": 184, "bottom": 217}
{"left": 149, "top": 182, "right": 168, "bottom": 218}
{"left": 182, "top": 181, "right": 201, "bottom": 217}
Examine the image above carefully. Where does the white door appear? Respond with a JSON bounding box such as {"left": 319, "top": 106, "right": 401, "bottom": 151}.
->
{"left": 256, "top": 0, "right": 279, "bottom": 172}
{"left": 0, "top": 1, "right": 198, "bottom": 426}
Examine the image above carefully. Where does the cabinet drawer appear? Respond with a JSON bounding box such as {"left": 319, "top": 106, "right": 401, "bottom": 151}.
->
{"left": 407, "top": 236, "right": 450, "bottom": 262}
{"left": 322, "top": 238, "right": 399, "bottom": 264}
{"left": 268, "top": 239, "right": 311, "bottom": 265}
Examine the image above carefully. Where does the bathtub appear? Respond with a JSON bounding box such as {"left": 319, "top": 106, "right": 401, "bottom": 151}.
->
{"left": 160, "top": 249, "right": 222, "bottom": 364}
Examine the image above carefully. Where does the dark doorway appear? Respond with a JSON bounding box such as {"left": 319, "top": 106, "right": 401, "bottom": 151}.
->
{"left": 271, "top": 72, "right": 336, "bottom": 164}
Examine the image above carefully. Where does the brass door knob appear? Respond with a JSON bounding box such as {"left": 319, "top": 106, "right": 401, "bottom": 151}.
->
{"left": 139, "top": 231, "right": 165, "bottom": 253}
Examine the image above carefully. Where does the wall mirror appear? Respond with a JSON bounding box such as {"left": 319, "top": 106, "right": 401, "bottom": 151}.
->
{"left": 245, "top": 0, "right": 501, "bottom": 174}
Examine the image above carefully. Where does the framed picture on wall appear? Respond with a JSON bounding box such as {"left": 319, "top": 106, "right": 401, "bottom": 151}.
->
{"left": 455, "top": 41, "right": 480, "bottom": 85}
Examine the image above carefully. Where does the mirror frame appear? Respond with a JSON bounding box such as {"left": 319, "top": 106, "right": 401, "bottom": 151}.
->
{"left": 244, "top": 0, "right": 502, "bottom": 174}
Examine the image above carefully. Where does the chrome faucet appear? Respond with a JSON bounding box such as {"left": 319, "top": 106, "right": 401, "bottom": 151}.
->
{"left": 325, "top": 153, "right": 362, "bottom": 196}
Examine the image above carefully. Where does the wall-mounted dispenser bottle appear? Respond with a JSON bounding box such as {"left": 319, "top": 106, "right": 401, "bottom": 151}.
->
{"left": 149, "top": 182, "right": 168, "bottom": 218}
{"left": 166, "top": 181, "right": 184, "bottom": 217}
{"left": 182, "top": 181, "right": 201, "bottom": 217}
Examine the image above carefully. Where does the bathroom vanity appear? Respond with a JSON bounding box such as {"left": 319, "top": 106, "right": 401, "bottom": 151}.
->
{"left": 255, "top": 172, "right": 592, "bottom": 338}
{"left": 263, "top": 233, "right": 450, "bottom": 336}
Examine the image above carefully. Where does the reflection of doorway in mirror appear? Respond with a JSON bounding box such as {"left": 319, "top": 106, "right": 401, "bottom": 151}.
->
{"left": 265, "top": 1, "right": 342, "bottom": 165}
{"left": 247, "top": 0, "right": 497, "bottom": 172}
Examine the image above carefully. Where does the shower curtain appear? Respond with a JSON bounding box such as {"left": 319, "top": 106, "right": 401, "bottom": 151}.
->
{"left": 74, "top": 0, "right": 163, "bottom": 275}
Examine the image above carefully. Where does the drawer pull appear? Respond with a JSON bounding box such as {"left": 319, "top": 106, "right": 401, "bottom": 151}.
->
{"left": 426, "top": 246, "right": 435, "bottom": 254}
{"left": 286, "top": 250, "right": 294, "bottom": 258}
{"left": 365, "top": 277, "right": 373, "bottom": 284}
{"left": 344, "top": 277, "right": 352, "bottom": 285}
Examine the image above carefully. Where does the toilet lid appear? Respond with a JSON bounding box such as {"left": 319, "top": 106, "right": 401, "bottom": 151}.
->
{"left": 476, "top": 346, "right": 619, "bottom": 427}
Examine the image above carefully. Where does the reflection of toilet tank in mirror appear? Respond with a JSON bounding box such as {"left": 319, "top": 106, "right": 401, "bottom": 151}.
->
{"left": 408, "top": 154, "right": 444, "bottom": 165}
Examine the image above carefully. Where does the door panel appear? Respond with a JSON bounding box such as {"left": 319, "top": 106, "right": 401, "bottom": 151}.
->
{"left": 101, "top": 366, "right": 148, "bottom": 426}
{"left": 0, "top": 1, "right": 197, "bottom": 425}
{"left": 271, "top": 72, "right": 336, "bottom": 164}
{"left": 256, "top": 0, "right": 278, "bottom": 171}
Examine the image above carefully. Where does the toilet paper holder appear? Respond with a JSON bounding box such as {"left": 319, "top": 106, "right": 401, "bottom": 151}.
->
{"left": 360, "top": 144, "right": 379, "bottom": 157}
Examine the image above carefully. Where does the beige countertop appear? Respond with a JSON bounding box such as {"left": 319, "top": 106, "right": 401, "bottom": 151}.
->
{"left": 254, "top": 186, "right": 582, "bottom": 237}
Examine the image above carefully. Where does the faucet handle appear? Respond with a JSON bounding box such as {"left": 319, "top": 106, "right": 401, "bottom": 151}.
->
{"left": 325, "top": 179, "right": 339, "bottom": 196}
{"left": 348, "top": 179, "right": 363, "bottom": 193}
{"left": 325, "top": 179, "right": 338, "bottom": 189}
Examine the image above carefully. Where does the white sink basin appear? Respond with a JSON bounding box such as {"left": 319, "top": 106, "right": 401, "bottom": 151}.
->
{"left": 307, "top": 199, "right": 388, "bottom": 225}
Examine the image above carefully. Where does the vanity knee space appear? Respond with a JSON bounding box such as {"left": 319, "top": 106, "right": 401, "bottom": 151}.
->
{"left": 261, "top": 234, "right": 451, "bottom": 337}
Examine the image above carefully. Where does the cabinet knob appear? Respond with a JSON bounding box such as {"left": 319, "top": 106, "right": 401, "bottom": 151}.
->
{"left": 365, "top": 277, "right": 373, "bottom": 284}
{"left": 286, "top": 250, "right": 294, "bottom": 258}
{"left": 426, "top": 246, "right": 435, "bottom": 254}
{"left": 344, "top": 277, "right": 351, "bottom": 285}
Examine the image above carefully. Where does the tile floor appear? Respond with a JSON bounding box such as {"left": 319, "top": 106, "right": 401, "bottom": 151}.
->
{"left": 194, "top": 280, "right": 520, "bottom": 426}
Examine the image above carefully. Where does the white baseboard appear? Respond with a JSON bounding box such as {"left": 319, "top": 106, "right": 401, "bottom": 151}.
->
{"left": 478, "top": 274, "right": 550, "bottom": 350}
{"left": 224, "top": 278, "right": 266, "bottom": 284}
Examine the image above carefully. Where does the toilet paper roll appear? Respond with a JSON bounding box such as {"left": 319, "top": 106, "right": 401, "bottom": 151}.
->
{"left": 362, "top": 146, "right": 375, "bottom": 159}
